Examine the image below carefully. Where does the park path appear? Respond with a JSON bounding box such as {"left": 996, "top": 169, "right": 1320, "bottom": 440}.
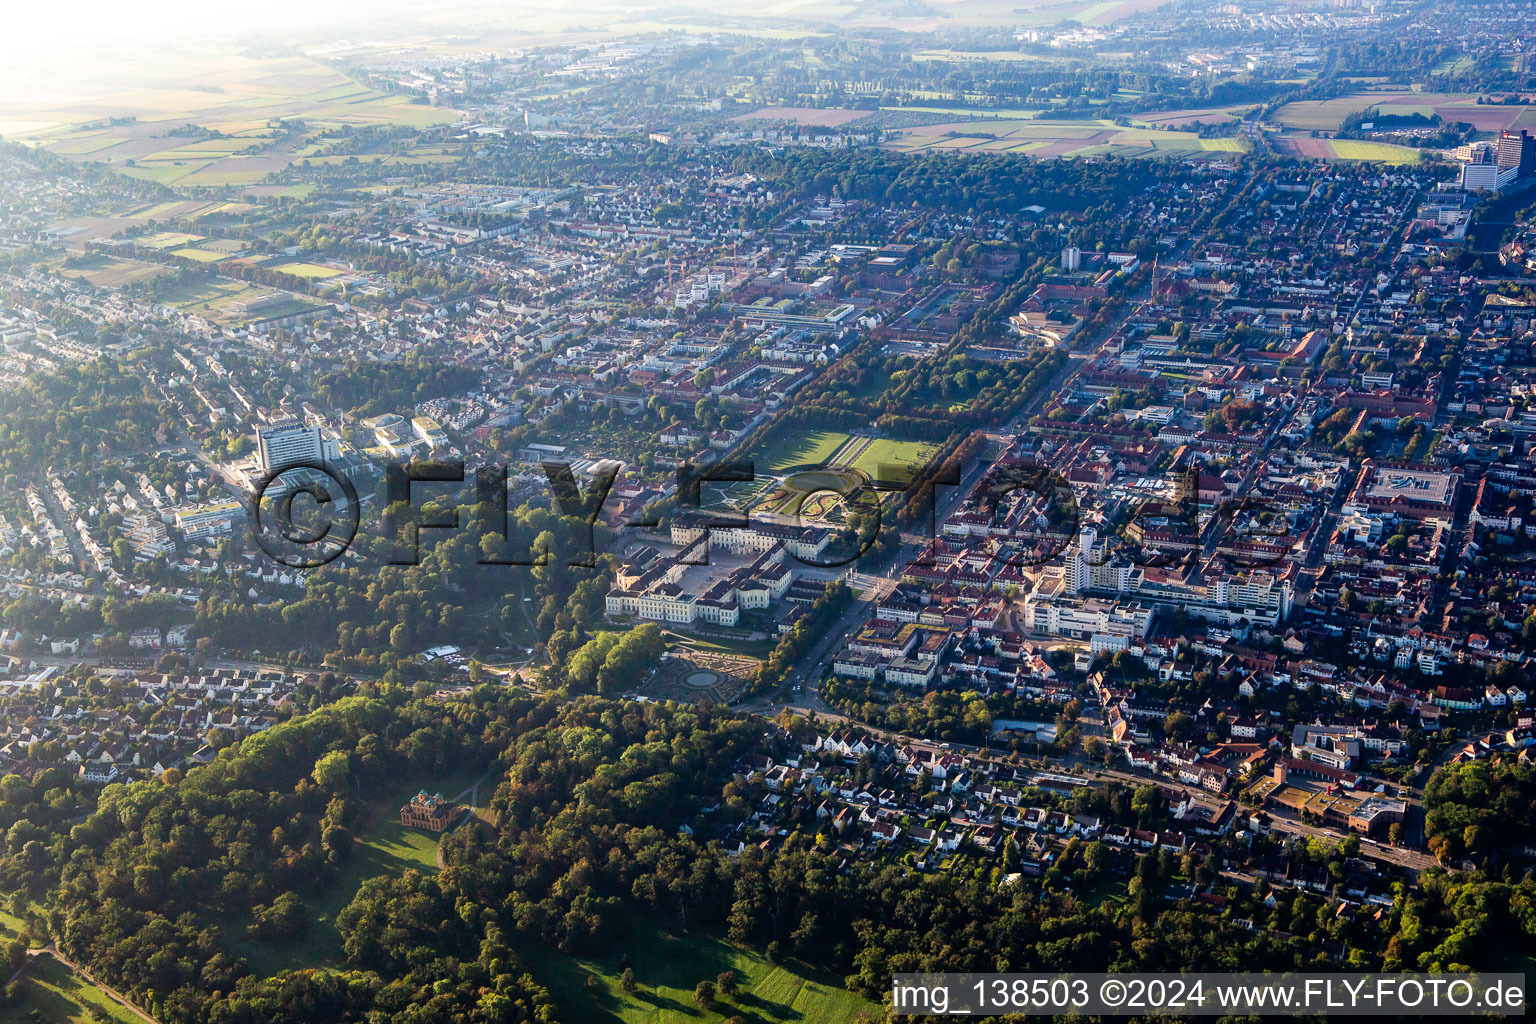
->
{"left": 435, "top": 771, "right": 493, "bottom": 870}
{"left": 16, "top": 947, "right": 162, "bottom": 1024}
{"left": 449, "top": 772, "right": 490, "bottom": 809}
{"left": 830, "top": 434, "right": 872, "bottom": 470}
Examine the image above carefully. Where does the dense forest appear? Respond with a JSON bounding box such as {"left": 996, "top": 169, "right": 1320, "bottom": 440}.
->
{"left": 0, "top": 688, "right": 1526, "bottom": 1023}
{"left": 1424, "top": 760, "right": 1536, "bottom": 864}
{"left": 0, "top": 357, "right": 168, "bottom": 478}
{"left": 194, "top": 490, "right": 615, "bottom": 676}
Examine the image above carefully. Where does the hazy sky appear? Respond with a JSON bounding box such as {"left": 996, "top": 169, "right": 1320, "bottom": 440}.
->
{"left": 0, "top": 0, "right": 587, "bottom": 98}
{"left": 0, "top": 0, "right": 678, "bottom": 55}
{"left": 0, "top": 0, "right": 736, "bottom": 102}
{"left": 5, "top": 0, "right": 418, "bottom": 52}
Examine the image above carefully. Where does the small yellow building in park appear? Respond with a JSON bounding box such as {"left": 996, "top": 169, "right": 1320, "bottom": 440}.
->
{"left": 401, "top": 789, "right": 456, "bottom": 832}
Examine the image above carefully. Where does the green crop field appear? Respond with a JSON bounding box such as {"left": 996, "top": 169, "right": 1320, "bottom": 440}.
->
{"left": 119, "top": 161, "right": 214, "bottom": 185}
{"left": 181, "top": 168, "right": 273, "bottom": 186}
{"left": 1273, "top": 96, "right": 1385, "bottom": 131}
{"left": 1374, "top": 103, "right": 1438, "bottom": 118}
{"left": 1329, "top": 140, "right": 1420, "bottom": 163}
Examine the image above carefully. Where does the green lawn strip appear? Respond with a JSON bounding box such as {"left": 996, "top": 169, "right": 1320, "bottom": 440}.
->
{"left": 670, "top": 631, "right": 777, "bottom": 660}
{"left": 519, "top": 921, "right": 879, "bottom": 1024}
{"left": 848, "top": 438, "right": 942, "bottom": 479}
{"left": 11, "top": 951, "right": 143, "bottom": 1024}
{"left": 756, "top": 429, "right": 853, "bottom": 474}
{"left": 0, "top": 905, "right": 29, "bottom": 942}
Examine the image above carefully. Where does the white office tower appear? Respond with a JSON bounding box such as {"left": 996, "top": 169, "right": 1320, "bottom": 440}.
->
{"left": 257, "top": 420, "right": 325, "bottom": 474}
{"left": 1061, "top": 246, "right": 1082, "bottom": 272}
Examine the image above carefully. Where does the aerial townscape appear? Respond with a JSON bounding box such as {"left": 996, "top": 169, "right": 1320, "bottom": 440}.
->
{"left": 0, "top": 0, "right": 1532, "bottom": 1020}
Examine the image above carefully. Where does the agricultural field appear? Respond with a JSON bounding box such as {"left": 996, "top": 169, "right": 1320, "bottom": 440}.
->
{"left": 124, "top": 199, "right": 210, "bottom": 219}
{"left": 732, "top": 106, "right": 872, "bottom": 127}
{"left": 600, "top": 0, "right": 1166, "bottom": 34}
{"left": 922, "top": 0, "right": 1168, "bottom": 28}
{"left": 880, "top": 104, "right": 1045, "bottom": 119}
{"left": 1131, "top": 105, "right": 1248, "bottom": 128}
{"left": 876, "top": 101, "right": 1243, "bottom": 131}
{"left": 1273, "top": 135, "right": 1420, "bottom": 163}
{"left": 527, "top": 922, "right": 879, "bottom": 1024}
{"left": 887, "top": 119, "right": 1247, "bottom": 159}
{"left": 198, "top": 237, "right": 252, "bottom": 253}
{"left": 1077, "top": 0, "right": 1172, "bottom": 22}
{"left": 146, "top": 275, "right": 312, "bottom": 326}
{"left": 604, "top": 20, "right": 831, "bottom": 40}
{"left": 57, "top": 255, "right": 168, "bottom": 288}
{"left": 1270, "top": 91, "right": 1530, "bottom": 134}
{"left": 294, "top": 149, "right": 462, "bottom": 169}
{"left": 1272, "top": 93, "right": 1426, "bottom": 131}
{"left": 42, "top": 199, "right": 259, "bottom": 251}
{"left": 1329, "top": 140, "right": 1422, "bottom": 163}
{"left": 1, "top": 54, "right": 459, "bottom": 191}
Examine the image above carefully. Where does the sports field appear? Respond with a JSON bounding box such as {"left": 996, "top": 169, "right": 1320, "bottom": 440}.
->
{"left": 271, "top": 261, "right": 345, "bottom": 279}
{"left": 171, "top": 246, "right": 231, "bottom": 263}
